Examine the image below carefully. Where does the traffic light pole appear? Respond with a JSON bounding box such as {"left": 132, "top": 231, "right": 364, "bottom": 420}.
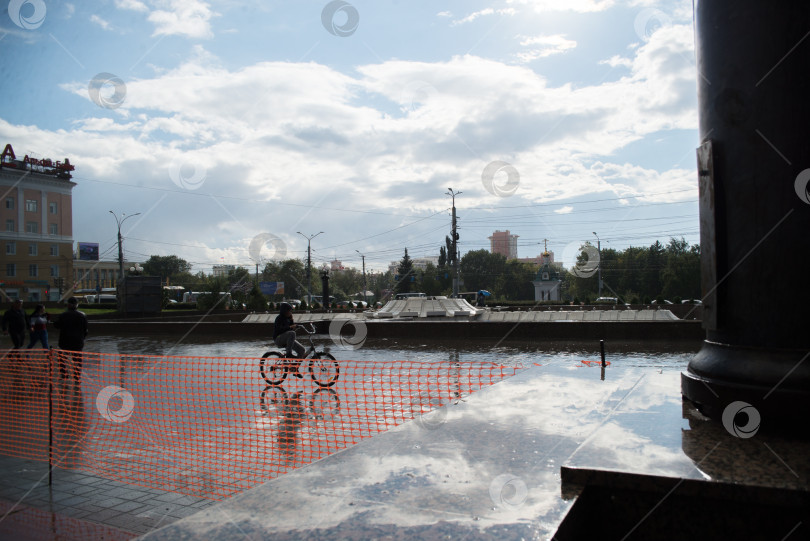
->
{"left": 446, "top": 188, "right": 461, "bottom": 297}
{"left": 356, "top": 250, "right": 367, "bottom": 307}
{"left": 298, "top": 231, "right": 324, "bottom": 306}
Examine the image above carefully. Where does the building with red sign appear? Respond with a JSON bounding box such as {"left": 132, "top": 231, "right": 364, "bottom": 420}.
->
{"left": 0, "top": 144, "right": 76, "bottom": 302}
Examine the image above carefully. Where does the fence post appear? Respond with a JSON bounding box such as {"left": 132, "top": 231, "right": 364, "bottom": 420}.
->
{"left": 48, "top": 347, "right": 53, "bottom": 488}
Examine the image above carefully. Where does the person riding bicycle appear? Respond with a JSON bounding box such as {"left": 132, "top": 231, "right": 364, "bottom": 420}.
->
{"left": 273, "top": 302, "right": 306, "bottom": 361}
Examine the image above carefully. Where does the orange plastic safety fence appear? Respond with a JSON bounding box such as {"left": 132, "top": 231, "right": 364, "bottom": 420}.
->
{"left": 0, "top": 349, "right": 520, "bottom": 500}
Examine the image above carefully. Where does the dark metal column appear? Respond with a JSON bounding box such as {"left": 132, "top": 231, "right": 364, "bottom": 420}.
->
{"left": 682, "top": 0, "right": 810, "bottom": 434}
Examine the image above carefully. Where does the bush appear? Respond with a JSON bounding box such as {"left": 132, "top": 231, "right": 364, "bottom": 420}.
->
{"left": 673, "top": 296, "right": 682, "bottom": 304}
{"left": 164, "top": 302, "right": 197, "bottom": 310}
{"left": 655, "top": 295, "right": 665, "bottom": 304}
{"left": 78, "top": 303, "right": 117, "bottom": 310}
{"left": 631, "top": 296, "right": 640, "bottom": 305}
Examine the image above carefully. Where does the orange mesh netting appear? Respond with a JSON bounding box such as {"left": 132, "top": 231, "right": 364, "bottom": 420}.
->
{"left": 0, "top": 349, "right": 520, "bottom": 500}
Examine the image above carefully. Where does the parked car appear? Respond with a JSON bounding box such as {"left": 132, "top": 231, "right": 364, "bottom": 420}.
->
{"left": 336, "top": 300, "right": 357, "bottom": 309}
{"left": 681, "top": 299, "right": 703, "bottom": 304}
{"left": 594, "top": 297, "right": 618, "bottom": 304}
{"left": 354, "top": 300, "right": 369, "bottom": 309}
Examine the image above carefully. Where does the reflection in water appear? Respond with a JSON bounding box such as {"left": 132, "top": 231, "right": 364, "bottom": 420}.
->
{"left": 1, "top": 350, "right": 519, "bottom": 500}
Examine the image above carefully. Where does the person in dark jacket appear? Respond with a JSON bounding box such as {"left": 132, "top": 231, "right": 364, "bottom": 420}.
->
{"left": 273, "top": 302, "right": 306, "bottom": 359}
{"left": 2, "top": 299, "right": 27, "bottom": 350}
{"left": 54, "top": 297, "right": 88, "bottom": 380}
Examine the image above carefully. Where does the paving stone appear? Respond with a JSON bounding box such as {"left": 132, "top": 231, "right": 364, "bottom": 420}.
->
{"left": 111, "top": 500, "right": 147, "bottom": 513}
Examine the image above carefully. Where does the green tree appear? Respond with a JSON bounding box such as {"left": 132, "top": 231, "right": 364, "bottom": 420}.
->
{"left": 460, "top": 250, "right": 506, "bottom": 293}
{"left": 395, "top": 249, "right": 414, "bottom": 294}
{"left": 420, "top": 263, "right": 443, "bottom": 296}
{"left": 142, "top": 255, "right": 192, "bottom": 281}
{"left": 496, "top": 260, "right": 535, "bottom": 300}
{"left": 438, "top": 245, "right": 447, "bottom": 268}
{"left": 262, "top": 259, "right": 311, "bottom": 300}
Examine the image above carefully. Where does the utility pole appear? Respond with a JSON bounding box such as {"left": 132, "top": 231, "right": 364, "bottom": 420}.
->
{"left": 109, "top": 210, "right": 141, "bottom": 285}
{"left": 297, "top": 231, "right": 324, "bottom": 305}
{"left": 356, "top": 249, "right": 367, "bottom": 307}
{"left": 446, "top": 188, "right": 462, "bottom": 297}
{"left": 593, "top": 231, "right": 602, "bottom": 297}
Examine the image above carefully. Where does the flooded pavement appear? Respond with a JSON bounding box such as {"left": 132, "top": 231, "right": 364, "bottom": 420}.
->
{"left": 136, "top": 355, "right": 810, "bottom": 540}
{"left": 1, "top": 336, "right": 711, "bottom": 539}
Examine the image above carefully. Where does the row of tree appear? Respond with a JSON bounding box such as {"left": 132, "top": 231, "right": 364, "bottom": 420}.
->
{"left": 140, "top": 236, "right": 701, "bottom": 308}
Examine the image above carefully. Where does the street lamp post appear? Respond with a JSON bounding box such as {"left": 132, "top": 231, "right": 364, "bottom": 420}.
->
{"left": 297, "top": 231, "right": 324, "bottom": 306}
{"left": 446, "top": 188, "right": 462, "bottom": 297}
{"left": 356, "top": 249, "right": 367, "bottom": 308}
{"left": 109, "top": 211, "right": 141, "bottom": 283}
{"left": 593, "top": 231, "right": 602, "bottom": 298}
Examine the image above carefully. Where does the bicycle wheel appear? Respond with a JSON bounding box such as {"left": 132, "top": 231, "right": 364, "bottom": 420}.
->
{"left": 309, "top": 353, "right": 339, "bottom": 387}
{"left": 310, "top": 388, "right": 340, "bottom": 419}
{"left": 260, "top": 351, "right": 288, "bottom": 386}
{"left": 259, "top": 385, "right": 288, "bottom": 417}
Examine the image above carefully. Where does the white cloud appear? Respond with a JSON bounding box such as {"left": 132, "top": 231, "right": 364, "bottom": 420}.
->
{"left": 113, "top": 0, "right": 215, "bottom": 38}
{"left": 507, "top": 0, "right": 616, "bottom": 13}
{"left": 148, "top": 0, "right": 215, "bottom": 39}
{"left": 90, "top": 15, "right": 113, "bottom": 30}
{"left": 436, "top": 11, "right": 452, "bottom": 18}
{"left": 554, "top": 206, "right": 574, "bottom": 214}
{"left": 516, "top": 34, "right": 577, "bottom": 62}
{"left": 116, "top": 0, "right": 149, "bottom": 12}
{"left": 600, "top": 54, "right": 633, "bottom": 68}
{"left": 24, "top": 21, "right": 696, "bottom": 265}
{"left": 451, "top": 8, "right": 515, "bottom": 26}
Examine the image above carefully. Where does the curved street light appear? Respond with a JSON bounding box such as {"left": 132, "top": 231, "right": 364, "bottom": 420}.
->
{"left": 110, "top": 211, "right": 141, "bottom": 282}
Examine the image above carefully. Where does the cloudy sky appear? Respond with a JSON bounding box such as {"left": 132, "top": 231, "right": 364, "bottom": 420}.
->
{"left": 1, "top": 0, "right": 699, "bottom": 273}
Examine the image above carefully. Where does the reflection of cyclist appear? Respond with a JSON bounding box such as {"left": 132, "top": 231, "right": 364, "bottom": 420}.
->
{"left": 273, "top": 303, "right": 306, "bottom": 359}
{"left": 278, "top": 391, "right": 304, "bottom": 464}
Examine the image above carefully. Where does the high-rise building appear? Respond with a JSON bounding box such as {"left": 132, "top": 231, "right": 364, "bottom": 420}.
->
{"left": 0, "top": 143, "right": 76, "bottom": 302}
{"left": 489, "top": 230, "right": 519, "bottom": 259}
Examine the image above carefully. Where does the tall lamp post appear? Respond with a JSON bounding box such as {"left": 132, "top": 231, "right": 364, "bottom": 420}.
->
{"left": 109, "top": 211, "right": 141, "bottom": 283}
{"left": 356, "top": 249, "right": 367, "bottom": 307}
{"left": 446, "top": 188, "right": 462, "bottom": 297}
{"left": 297, "top": 231, "right": 324, "bottom": 306}
{"left": 592, "top": 231, "right": 602, "bottom": 298}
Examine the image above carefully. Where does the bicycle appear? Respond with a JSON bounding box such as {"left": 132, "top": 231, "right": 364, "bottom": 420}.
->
{"left": 259, "top": 385, "right": 341, "bottom": 419}
{"left": 260, "top": 323, "right": 340, "bottom": 387}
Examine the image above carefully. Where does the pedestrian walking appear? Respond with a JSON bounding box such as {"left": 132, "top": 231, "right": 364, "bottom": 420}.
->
{"left": 54, "top": 297, "right": 88, "bottom": 381}
{"left": 2, "top": 299, "right": 27, "bottom": 350}
{"left": 26, "top": 304, "right": 50, "bottom": 349}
